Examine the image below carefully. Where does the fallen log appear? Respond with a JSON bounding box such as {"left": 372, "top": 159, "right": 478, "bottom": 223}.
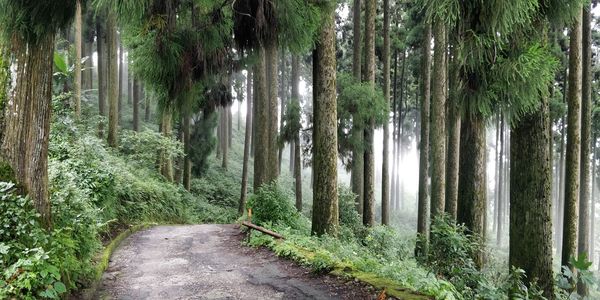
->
{"left": 241, "top": 221, "right": 285, "bottom": 240}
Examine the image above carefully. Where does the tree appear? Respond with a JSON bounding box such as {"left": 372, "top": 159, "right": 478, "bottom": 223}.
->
{"left": 362, "top": 0, "right": 376, "bottom": 227}
{"left": 578, "top": 5, "right": 591, "bottom": 296}
{"left": 266, "top": 44, "right": 279, "bottom": 182}
{"left": 381, "top": 0, "right": 391, "bottom": 226}
{"left": 107, "top": 12, "right": 119, "bottom": 147}
{"left": 253, "top": 51, "right": 269, "bottom": 190}
{"left": 311, "top": 5, "right": 338, "bottom": 236}
{"left": 351, "top": 0, "right": 364, "bottom": 216}
{"left": 416, "top": 23, "right": 432, "bottom": 257}
{"left": 132, "top": 78, "right": 140, "bottom": 131}
{"left": 445, "top": 45, "right": 460, "bottom": 220}
{"left": 291, "top": 55, "right": 303, "bottom": 211}
{"left": 0, "top": 0, "right": 78, "bottom": 229}
{"left": 562, "top": 6, "right": 582, "bottom": 269}
{"left": 74, "top": 0, "right": 82, "bottom": 118}
{"left": 97, "top": 17, "right": 107, "bottom": 137}
{"left": 239, "top": 70, "right": 253, "bottom": 215}
{"left": 430, "top": 19, "right": 447, "bottom": 219}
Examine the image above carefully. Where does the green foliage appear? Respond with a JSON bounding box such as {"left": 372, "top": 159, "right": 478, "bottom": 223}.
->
{"left": 246, "top": 182, "right": 301, "bottom": 229}
{"left": 189, "top": 112, "right": 218, "bottom": 176}
{"left": 279, "top": 99, "right": 302, "bottom": 145}
{"left": 337, "top": 73, "right": 389, "bottom": 167}
{"left": 119, "top": 129, "right": 184, "bottom": 170}
{"left": 556, "top": 254, "right": 598, "bottom": 299}
{"left": 0, "top": 182, "right": 81, "bottom": 299}
{"left": 276, "top": 0, "right": 322, "bottom": 53}
{"left": 0, "top": 0, "right": 77, "bottom": 45}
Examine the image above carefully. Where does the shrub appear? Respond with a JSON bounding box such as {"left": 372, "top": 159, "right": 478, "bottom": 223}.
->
{"left": 246, "top": 182, "right": 300, "bottom": 228}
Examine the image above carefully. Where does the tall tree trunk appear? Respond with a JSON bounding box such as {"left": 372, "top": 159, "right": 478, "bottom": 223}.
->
{"left": 160, "top": 108, "right": 174, "bottom": 182}
{"left": 107, "top": 13, "right": 119, "bottom": 147}
{"left": 497, "top": 115, "right": 505, "bottom": 245}
{"left": 558, "top": 116, "right": 566, "bottom": 255}
{"left": 510, "top": 80, "right": 554, "bottom": 298}
{"left": 493, "top": 114, "right": 500, "bottom": 234}
{"left": 183, "top": 113, "right": 191, "bottom": 191}
{"left": 391, "top": 49, "right": 398, "bottom": 212}
{"left": 97, "top": 20, "right": 107, "bottom": 138}
{"left": 351, "top": 0, "right": 364, "bottom": 215}
{"left": 144, "top": 89, "right": 151, "bottom": 122}
{"left": 591, "top": 135, "right": 596, "bottom": 264}
{"left": 240, "top": 70, "right": 253, "bottom": 215}
{"left": 362, "top": 0, "right": 376, "bottom": 227}
{"left": 278, "top": 52, "right": 287, "bottom": 172}
{"left": 228, "top": 105, "right": 233, "bottom": 148}
{"left": 1, "top": 33, "right": 55, "bottom": 229}
{"left": 457, "top": 113, "right": 487, "bottom": 268}
{"left": 311, "top": 9, "right": 338, "bottom": 236}
{"left": 222, "top": 105, "right": 229, "bottom": 170}
{"left": 578, "top": 6, "right": 591, "bottom": 295}
{"left": 132, "top": 78, "right": 140, "bottom": 131}
{"left": 416, "top": 23, "right": 432, "bottom": 257}
{"left": 430, "top": 19, "right": 447, "bottom": 219}
{"left": 253, "top": 48, "right": 269, "bottom": 191}
{"left": 445, "top": 50, "right": 460, "bottom": 220}
{"left": 74, "top": 0, "right": 82, "bottom": 118}
{"left": 562, "top": 8, "right": 582, "bottom": 269}
{"left": 266, "top": 44, "right": 279, "bottom": 182}
{"left": 381, "top": 0, "right": 390, "bottom": 226}
{"left": 118, "top": 39, "right": 123, "bottom": 123}
{"left": 291, "top": 55, "right": 303, "bottom": 212}
{"left": 216, "top": 109, "right": 222, "bottom": 159}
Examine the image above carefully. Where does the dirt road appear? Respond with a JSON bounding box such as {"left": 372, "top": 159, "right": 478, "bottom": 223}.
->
{"left": 96, "top": 224, "right": 380, "bottom": 299}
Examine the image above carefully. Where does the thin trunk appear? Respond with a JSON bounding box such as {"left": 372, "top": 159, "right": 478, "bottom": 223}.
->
{"left": 1, "top": 33, "right": 55, "bottom": 229}
{"left": 133, "top": 78, "right": 140, "bottom": 131}
{"left": 97, "top": 20, "right": 107, "bottom": 138}
{"left": 362, "top": 0, "right": 376, "bottom": 227}
{"left": 430, "top": 19, "right": 447, "bottom": 219}
{"left": 445, "top": 51, "right": 460, "bottom": 220}
{"left": 266, "top": 44, "right": 279, "bottom": 182}
{"left": 144, "top": 85, "right": 150, "bottom": 122}
{"left": 562, "top": 8, "right": 582, "bottom": 269}
{"left": 118, "top": 39, "right": 123, "bottom": 122}
{"left": 160, "top": 108, "right": 174, "bottom": 182}
{"left": 74, "top": 0, "right": 82, "bottom": 118}
{"left": 183, "top": 114, "right": 191, "bottom": 191}
{"left": 291, "top": 55, "right": 303, "bottom": 212}
{"left": 278, "top": 52, "right": 287, "bottom": 172}
{"left": 558, "top": 116, "right": 566, "bottom": 255}
{"left": 107, "top": 13, "right": 119, "bottom": 147}
{"left": 228, "top": 105, "right": 233, "bottom": 148}
{"left": 493, "top": 114, "right": 500, "bottom": 234}
{"left": 391, "top": 49, "right": 398, "bottom": 211}
{"left": 216, "top": 109, "right": 222, "bottom": 159}
{"left": 416, "top": 23, "right": 432, "bottom": 257}
{"left": 497, "top": 115, "right": 505, "bottom": 245}
{"left": 381, "top": 0, "right": 390, "bottom": 226}
{"left": 240, "top": 70, "right": 253, "bottom": 215}
{"left": 311, "top": 10, "right": 338, "bottom": 236}
{"left": 590, "top": 135, "right": 596, "bottom": 263}
{"left": 351, "top": 0, "right": 364, "bottom": 215}
{"left": 253, "top": 48, "right": 269, "bottom": 191}
{"left": 222, "top": 105, "right": 229, "bottom": 170}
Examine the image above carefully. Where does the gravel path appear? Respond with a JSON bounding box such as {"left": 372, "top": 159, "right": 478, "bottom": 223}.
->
{"left": 95, "top": 224, "right": 381, "bottom": 300}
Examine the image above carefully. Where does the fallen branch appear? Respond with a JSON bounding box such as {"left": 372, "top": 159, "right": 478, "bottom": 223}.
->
{"left": 242, "top": 221, "right": 285, "bottom": 240}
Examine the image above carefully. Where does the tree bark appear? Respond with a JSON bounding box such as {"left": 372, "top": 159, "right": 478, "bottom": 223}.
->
{"left": 497, "top": 115, "right": 505, "bottom": 245}
{"left": 266, "top": 43, "right": 279, "bottom": 182}
{"left": 562, "top": 8, "right": 582, "bottom": 269}
{"left": 578, "top": 6, "right": 591, "bottom": 295}
{"left": 351, "top": 0, "right": 364, "bottom": 216}
{"left": 457, "top": 113, "right": 487, "bottom": 268}
{"left": 430, "top": 19, "right": 447, "bottom": 219}
{"left": 97, "top": 19, "right": 107, "bottom": 138}
{"left": 362, "top": 0, "right": 376, "bottom": 227}
{"left": 240, "top": 70, "right": 253, "bottom": 215}
{"left": 118, "top": 39, "right": 123, "bottom": 122}
{"left": 74, "top": 0, "right": 82, "bottom": 119}
{"left": 416, "top": 24, "right": 432, "bottom": 257}
{"left": 311, "top": 9, "right": 338, "bottom": 236}
{"left": 445, "top": 51, "right": 460, "bottom": 220}
{"left": 278, "top": 52, "right": 287, "bottom": 173}
{"left": 253, "top": 47, "right": 269, "bottom": 191}
{"left": 1, "top": 33, "right": 55, "bottom": 229}
{"left": 133, "top": 78, "right": 140, "bottom": 131}
{"left": 144, "top": 88, "right": 151, "bottom": 122}
{"left": 510, "top": 85, "right": 554, "bottom": 298}
{"left": 183, "top": 113, "right": 191, "bottom": 191}
{"left": 222, "top": 105, "right": 229, "bottom": 170}
{"left": 291, "top": 55, "right": 303, "bottom": 212}
{"left": 381, "top": 0, "right": 390, "bottom": 226}
{"left": 107, "top": 13, "right": 119, "bottom": 147}
{"left": 160, "top": 108, "right": 174, "bottom": 182}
